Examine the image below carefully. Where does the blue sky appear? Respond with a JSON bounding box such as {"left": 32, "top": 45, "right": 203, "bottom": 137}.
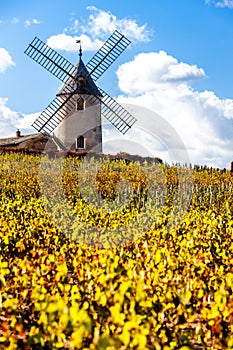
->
{"left": 1, "top": 0, "right": 233, "bottom": 167}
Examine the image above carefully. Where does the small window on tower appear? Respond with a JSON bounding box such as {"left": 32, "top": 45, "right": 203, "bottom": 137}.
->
{"left": 76, "top": 97, "right": 85, "bottom": 110}
{"left": 77, "top": 135, "right": 85, "bottom": 149}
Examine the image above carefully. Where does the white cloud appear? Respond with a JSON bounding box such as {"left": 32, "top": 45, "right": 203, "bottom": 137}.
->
{"left": 116, "top": 51, "right": 206, "bottom": 96}
{"left": 0, "top": 48, "right": 15, "bottom": 73}
{"left": 0, "top": 98, "right": 37, "bottom": 137}
{"left": 216, "top": 0, "right": 233, "bottom": 7}
{"left": 162, "top": 62, "right": 206, "bottom": 82}
{"left": 205, "top": 0, "right": 233, "bottom": 8}
{"left": 83, "top": 6, "right": 151, "bottom": 42}
{"left": 47, "top": 33, "right": 103, "bottom": 52}
{"left": 64, "top": 18, "right": 79, "bottom": 34}
{"left": 115, "top": 51, "right": 233, "bottom": 168}
{"left": 24, "top": 19, "right": 41, "bottom": 27}
{"left": 47, "top": 7, "right": 151, "bottom": 54}
{"left": 11, "top": 17, "right": 20, "bottom": 24}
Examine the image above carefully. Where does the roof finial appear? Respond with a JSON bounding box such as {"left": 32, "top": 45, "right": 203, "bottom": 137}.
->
{"left": 76, "top": 39, "right": 82, "bottom": 58}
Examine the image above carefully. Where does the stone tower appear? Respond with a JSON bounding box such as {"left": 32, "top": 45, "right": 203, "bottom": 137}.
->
{"left": 57, "top": 46, "right": 102, "bottom": 152}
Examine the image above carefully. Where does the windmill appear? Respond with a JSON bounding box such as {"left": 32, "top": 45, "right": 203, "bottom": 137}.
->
{"left": 24, "top": 31, "right": 137, "bottom": 152}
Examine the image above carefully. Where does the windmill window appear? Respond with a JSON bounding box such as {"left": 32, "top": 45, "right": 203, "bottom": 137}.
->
{"left": 77, "top": 135, "right": 85, "bottom": 149}
{"left": 76, "top": 97, "right": 85, "bottom": 111}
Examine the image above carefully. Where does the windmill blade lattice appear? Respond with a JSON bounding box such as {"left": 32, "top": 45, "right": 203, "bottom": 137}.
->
{"left": 24, "top": 37, "right": 76, "bottom": 82}
{"left": 32, "top": 93, "right": 76, "bottom": 133}
{"left": 99, "top": 88, "right": 136, "bottom": 134}
{"left": 86, "top": 30, "right": 131, "bottom": 81}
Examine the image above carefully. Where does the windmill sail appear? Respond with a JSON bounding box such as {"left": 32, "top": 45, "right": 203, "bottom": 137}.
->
{"left": 86, "top": 30, "right": 131, "bottom": 81}
{"left": 99, "top": 88, "right": 136, "bottom": 134}
{"left": 24, "top": 37, "right": 75, "bottom": 82}
{"left": 32, "top": 93, "right": 77, "bottom": 133}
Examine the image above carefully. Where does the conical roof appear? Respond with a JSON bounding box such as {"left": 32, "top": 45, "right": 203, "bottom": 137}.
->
{"left": 57, "top": 57, "right": 102, "bottom": 96}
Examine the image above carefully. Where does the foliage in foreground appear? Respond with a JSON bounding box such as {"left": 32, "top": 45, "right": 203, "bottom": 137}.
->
{"left": 0, "top": 152, "right": 233, "bottom": 349}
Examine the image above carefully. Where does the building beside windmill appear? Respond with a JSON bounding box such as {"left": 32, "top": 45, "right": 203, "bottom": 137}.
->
{"left": 56, "top": 46, "right": 102, "bottom": 152}
{"left": 0, "top": 130, "right": 59, "bottom": 152}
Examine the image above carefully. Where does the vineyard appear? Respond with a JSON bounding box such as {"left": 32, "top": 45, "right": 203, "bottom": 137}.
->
{"left": 1, "top": 151, "right": 233, "bottom": 349}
